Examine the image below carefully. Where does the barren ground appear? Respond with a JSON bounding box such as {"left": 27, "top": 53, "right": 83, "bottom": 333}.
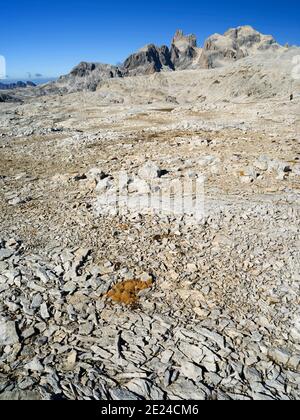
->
{"left": 0, "top": 88, "right": 299, "bottom": 400}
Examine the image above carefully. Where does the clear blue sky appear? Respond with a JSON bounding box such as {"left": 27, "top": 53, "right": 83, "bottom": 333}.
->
{"left": 1, "top": 0, "right": 299, "bottom": 79}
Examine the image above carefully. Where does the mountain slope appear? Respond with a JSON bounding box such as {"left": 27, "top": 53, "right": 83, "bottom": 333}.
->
{"left": 96, "top": 47, "right": 300, "bottom": 104}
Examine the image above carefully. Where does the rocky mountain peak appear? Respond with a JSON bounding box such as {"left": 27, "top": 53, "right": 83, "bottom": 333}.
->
{"left": 224, "top": 25, "right": 278, "bottom": 49}
{"left": 170, "top": 30, "right": 199, "bottom": 70}
{"left": 200, "top": 25, "right": 282, "bottom": 69}
{"left": 54, "top": 61, "right": 124, "bottom": 93}
{"left": 123, "top": 44, "right": 174, "bottom": 76}
{"left": 172, "top": 29, "right": 197, "bottom": 50}
{"left": 70, "top": 62, "right": 97, "bottom": 77}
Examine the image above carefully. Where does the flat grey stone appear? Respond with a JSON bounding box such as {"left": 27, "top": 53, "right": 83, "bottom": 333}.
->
{"left": 110, "top": 388, "right": 143, "bottom": 400}
{"left": 0, "top": 249, "right": 13, "bottom": 261}
{"left": 0, "top": 320, "right": 19, "bottom": 346}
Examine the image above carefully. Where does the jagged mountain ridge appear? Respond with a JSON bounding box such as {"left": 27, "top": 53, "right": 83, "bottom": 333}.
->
{"left": 123, "top": 29, "right": 200, "bottom": 74}
{"left": 51, "top": 25, "right": 286, "bottom": 93}
{"left": 2, "top": 25, "right": 293, "bottom": 99}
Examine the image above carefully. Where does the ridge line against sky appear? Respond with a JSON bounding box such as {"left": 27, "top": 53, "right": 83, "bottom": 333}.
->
{"left": 1, "top": 0, "right": 299, "bottom": 79}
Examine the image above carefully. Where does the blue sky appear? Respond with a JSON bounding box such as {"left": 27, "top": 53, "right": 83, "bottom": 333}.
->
{"left": 1, "top": 0, "right": 299, "bottom": 79}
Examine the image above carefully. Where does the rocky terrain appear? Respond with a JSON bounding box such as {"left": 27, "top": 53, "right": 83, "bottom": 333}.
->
{"left": 0, "top": 26, "right": 299, "bottom": 401}
{"left": 0, "top": 93, "right": 21, "bottom": 103}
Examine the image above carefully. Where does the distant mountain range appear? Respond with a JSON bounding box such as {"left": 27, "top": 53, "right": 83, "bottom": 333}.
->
{"left": 0, "top": 78, "right": 58, "bottom": 91}
{"left": 0, "top": 81, "right": 37, "bottom": 90}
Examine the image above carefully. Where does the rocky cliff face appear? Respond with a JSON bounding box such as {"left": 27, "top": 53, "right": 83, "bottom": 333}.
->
{"left": 123, "top": 30, "right": 200, "bottom": 75}
{"left": 170, "top": 30, "right": 200, "bottom": 69}
{"left": 114, "top": 26, "right": 284, "bottom": 76}
{"left": 0, "top": 92, "right": 21, "bottom": 102}
{"left": 123, "top": 44, "right": 174, "bottom": 76}
{"left": 56, "top": 61, "right": 124, "bottom": 92}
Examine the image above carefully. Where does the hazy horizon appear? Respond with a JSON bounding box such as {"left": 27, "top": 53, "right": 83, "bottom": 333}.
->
{"left": 0, "top": 77, "right": 57, "bottom": 84}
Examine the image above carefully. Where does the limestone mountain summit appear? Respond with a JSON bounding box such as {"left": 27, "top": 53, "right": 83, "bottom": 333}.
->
{"left": 123, "top": 29, "right": 201, "bottom": 74}
{"left": 200, "top": 25, "right": 282, "bottom": 68}
{"left": 170, "top": 30, "right": 200, "bottom": 69}
{"left": 123, "top": 44, "right": 174, "bottom": 76}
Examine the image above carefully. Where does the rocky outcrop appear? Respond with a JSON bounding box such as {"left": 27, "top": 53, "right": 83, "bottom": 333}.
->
{"left": 225, "top": 26, "right": 279, "bottom": 51}
{"left": 200, "top": 25, "right": 282, "bottom": 68}
{"left": 0, "top": 92, "right": 21, "bottom": 103}
{"left": 170, "top": 30, "right": 199, "bottom": 69}
{"left": 69, "top": 61, "right": 123, "bottom": 79}
{"left": 123, "top": 44, "right": 174, "bottom": 76}
{"left": 123, "top": 30, "right": 200, "bottom": 74}
{"left": 70, "top": 62, "right": 98, "bottom": 77}
{"left": 44, "top": 62, "right": 125, "bottom": 94}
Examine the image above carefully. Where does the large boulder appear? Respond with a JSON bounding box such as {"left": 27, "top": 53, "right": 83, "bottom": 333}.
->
{"left": 0, "top": 320, "right": 20, "bottom": 346}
